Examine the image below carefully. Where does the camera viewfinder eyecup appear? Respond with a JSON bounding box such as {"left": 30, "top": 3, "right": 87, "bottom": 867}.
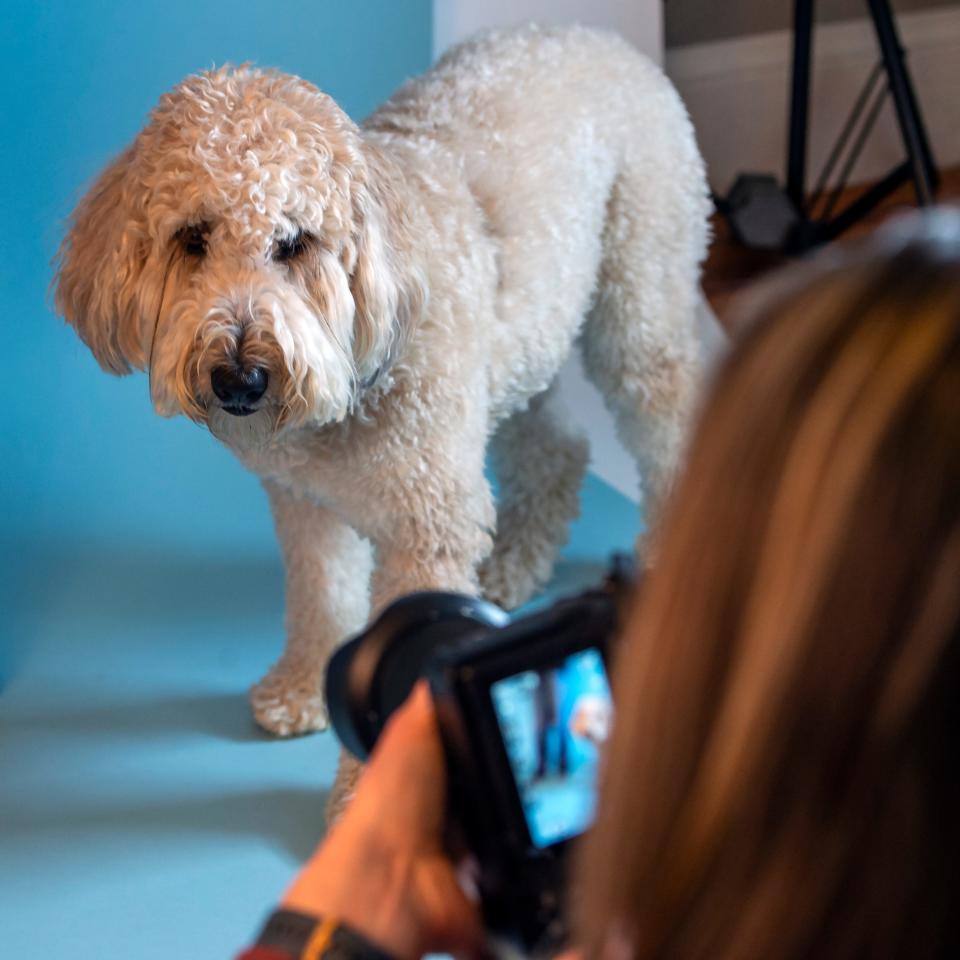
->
{"left": 325, "top": 592, "right": 509, "bottom": 759}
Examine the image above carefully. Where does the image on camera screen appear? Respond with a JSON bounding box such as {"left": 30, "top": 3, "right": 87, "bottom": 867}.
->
{"left": 490, "top": 647, "right": 613, "bottom": 848}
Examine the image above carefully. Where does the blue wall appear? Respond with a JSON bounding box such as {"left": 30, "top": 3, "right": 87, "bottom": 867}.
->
{"left": 0, "top": 0, "right": 433, "bottom": 550}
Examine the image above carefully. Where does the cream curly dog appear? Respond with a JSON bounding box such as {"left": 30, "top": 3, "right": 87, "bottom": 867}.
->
{"left": 56, "top": 25, "right": 709, "bottom": 770}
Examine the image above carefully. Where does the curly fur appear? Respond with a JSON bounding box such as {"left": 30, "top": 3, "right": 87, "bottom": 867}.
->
{"left": 55, "top": 25, "right": 710, "bottom": 789}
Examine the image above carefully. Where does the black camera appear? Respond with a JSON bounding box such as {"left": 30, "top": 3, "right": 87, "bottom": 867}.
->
{"left": 325, "top": 556, "right": 635, "bottom": 950}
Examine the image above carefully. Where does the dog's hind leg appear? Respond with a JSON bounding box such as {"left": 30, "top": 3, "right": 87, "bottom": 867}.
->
{"left": 579, "top": 165, "right": 709, "bottom": 555}
{"left": 479, "top": 384, "right": 589, "bottom": 610}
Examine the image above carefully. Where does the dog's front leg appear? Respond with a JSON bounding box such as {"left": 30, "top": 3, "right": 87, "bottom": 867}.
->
{"left": 326, "top": 467, "right": 495, "bottom": 820}
{"left": 251, "top": 481, "right": 373, "bottom": 736}
{"left": 369, "top": 488, "right": 495, "bottom": 611}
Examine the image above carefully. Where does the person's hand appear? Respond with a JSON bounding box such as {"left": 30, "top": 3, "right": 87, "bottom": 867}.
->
{"left": 282, "top": 683, "right": 484, "bottom": 959}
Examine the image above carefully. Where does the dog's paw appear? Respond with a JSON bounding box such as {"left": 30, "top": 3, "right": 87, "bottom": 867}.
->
{"left": 479, "top": 532, "right": 554, "bottom": 610}
{"left": 480, "top": 571, "right": 539, "bottom": 610}
{"left": 250, "top": 662, "right": 328, "bottom": 736}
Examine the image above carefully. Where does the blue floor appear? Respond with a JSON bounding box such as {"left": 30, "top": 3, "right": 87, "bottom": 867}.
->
{"left": 0, "top": 474, "right": 638, "bottom": 958}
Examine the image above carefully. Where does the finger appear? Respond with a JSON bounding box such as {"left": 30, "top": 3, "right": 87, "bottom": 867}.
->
{"left": 366, "top": 681, "right": 444, "bottom": 784}
{"left": 378, "top": 681, "right": 437, "bottom": 752}
{"left": 350, "top": 682, "right": 449, "bottom": 841}
{"left": 421, "top": 859, "right": 487, "bottom": 958}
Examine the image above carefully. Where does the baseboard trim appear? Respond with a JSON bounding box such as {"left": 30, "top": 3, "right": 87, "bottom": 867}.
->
{"left": 665, "top": 7, "right": 960, "bottom": 194}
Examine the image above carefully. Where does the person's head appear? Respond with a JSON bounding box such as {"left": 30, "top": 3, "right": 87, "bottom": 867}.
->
{"left": 578, "top": 213, "right": 960, "bottom": 959}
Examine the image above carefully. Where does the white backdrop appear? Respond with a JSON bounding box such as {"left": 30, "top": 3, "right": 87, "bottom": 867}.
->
{"left": 434, "top": 0, "right": 664, "bottom": 64}
{"left": 433, "top": 0, "right": 725, "bottom": 501}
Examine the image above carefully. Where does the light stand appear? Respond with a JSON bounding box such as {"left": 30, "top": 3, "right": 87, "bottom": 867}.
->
{"left": 718, "top": 0, "right": 939, "bottom": 254}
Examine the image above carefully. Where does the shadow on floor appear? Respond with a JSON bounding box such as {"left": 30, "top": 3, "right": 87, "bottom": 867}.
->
{"left": 0, "top": 690, "right": 272, "bottom": 744}
{"left": 0, "top": 786, "right": 328, "bottom": 862}
{"left": 1, "top": 537, "right": 285, "bottom": 690}
{"left": 2, "top": 538, "right": 284, "bottom": 625}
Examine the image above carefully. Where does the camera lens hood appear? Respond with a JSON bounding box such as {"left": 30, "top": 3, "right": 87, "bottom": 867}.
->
{"left": 326, "top": 592, "right": 509, "bottom": 759}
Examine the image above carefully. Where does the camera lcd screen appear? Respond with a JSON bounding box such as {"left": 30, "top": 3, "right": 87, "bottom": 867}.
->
{"left": 490, "top": 647, "right": 613, "bottom": 848}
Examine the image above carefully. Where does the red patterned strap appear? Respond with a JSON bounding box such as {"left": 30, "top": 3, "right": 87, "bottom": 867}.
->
{"left": 236, "top": 947, "right": 294, "bottom": 960}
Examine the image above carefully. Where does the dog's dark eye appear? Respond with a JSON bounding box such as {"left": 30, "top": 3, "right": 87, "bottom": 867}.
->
{"left": 177, "top": 224, "right": 208, "bottom": 258}
{"left": 274, "top": 230, "right": 310, "bottom": 263}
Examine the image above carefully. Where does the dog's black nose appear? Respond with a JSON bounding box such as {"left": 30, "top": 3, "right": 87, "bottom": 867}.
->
{"left": 211, "top": 366, "right": 268, "bottom": 411}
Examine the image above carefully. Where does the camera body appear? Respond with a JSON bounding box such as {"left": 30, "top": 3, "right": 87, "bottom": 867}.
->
{"left": 325, "top": 557, "right": 634, "bottom": 948}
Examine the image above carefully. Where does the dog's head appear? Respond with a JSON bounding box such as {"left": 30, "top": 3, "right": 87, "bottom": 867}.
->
{"left": 55, "top": 66, "right": 421, "bottom": 446}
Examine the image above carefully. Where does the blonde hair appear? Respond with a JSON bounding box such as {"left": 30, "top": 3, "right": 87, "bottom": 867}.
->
{"left": 577, "top": 214, "right": 960, "bottom": 959}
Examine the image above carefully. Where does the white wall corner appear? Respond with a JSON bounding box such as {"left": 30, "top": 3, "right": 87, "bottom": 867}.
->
{"left": 433, "top": 0, "right": 664, "bottom": 65}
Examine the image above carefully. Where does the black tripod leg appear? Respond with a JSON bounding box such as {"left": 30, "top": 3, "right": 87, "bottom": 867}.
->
{"left": 867, "top": 0, "right": 939, "bottom": 204}
{"left": 787, "top": 0, "right": 817, "bottom": 213}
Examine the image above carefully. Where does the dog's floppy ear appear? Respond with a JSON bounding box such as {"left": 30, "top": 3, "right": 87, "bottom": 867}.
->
{"left": 348, "top": 146, "right": 426, "bottom": 380}
{"left": 54, "top": 145, "right": 152, "bottom": 374}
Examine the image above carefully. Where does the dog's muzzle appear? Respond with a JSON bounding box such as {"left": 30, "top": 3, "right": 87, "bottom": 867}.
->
{"left": 211, "top": 365, "right": 268, "bottom": 416}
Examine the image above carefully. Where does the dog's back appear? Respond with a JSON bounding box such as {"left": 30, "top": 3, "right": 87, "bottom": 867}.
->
{"left": 365, "top": 24, "right": 674, "bottom": 170}
{"left": 365, "top": 25, "right": 709, "bottom": 419}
